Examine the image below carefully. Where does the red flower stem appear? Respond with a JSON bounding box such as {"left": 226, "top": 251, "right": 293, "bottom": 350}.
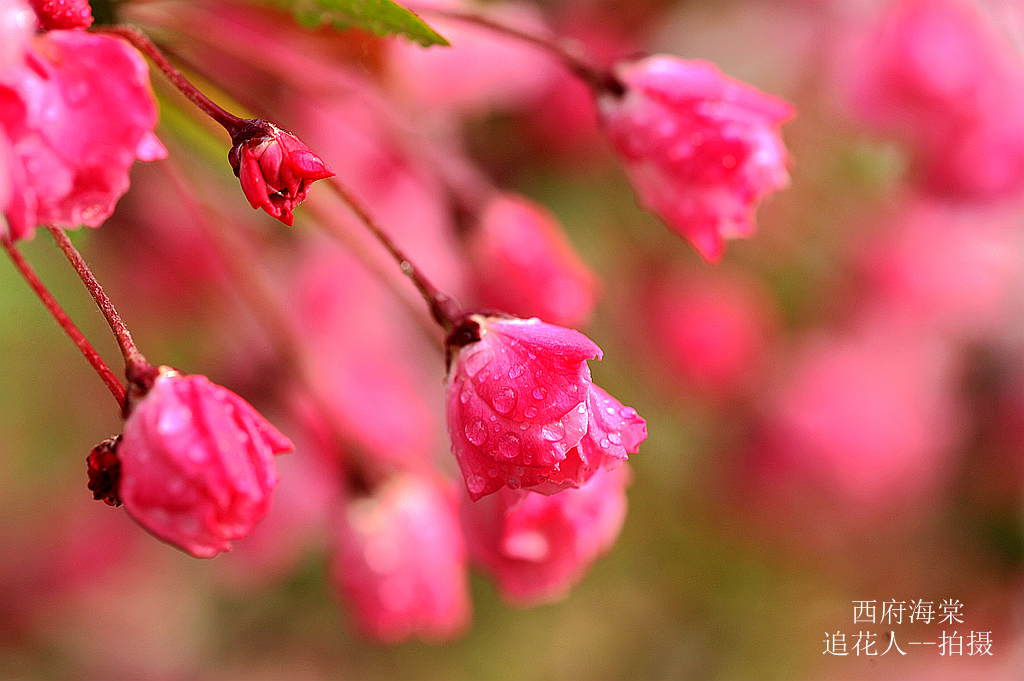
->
{"left": 409, "top": 6, "right": 622, "bottom": 93}
{"left": 96, "top": 25, "right": 247, "bottom": 136}
{"left": 46, "top": 228, "right": 153, "bottom": 385}
{"left": 2, "top": 240, "right": 126, "bottom": 406}
{"left": 324, "top": 178, "right": 462, "bottom": 331}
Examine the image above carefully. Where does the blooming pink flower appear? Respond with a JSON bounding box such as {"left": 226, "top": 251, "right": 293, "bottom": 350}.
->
{"left": 29, "top": 0, "right": 92, "bottom": 30}
{"left": 117, "top": 368, "right": 293, "bottom": 558}
{"left": 467, "top": 193, "right": 597, "bottom": 327}
{"left": 598, "top": 55, "right": 793, "bottom": 261}
{"left": 461, "top": 465, "right": 629, "bottom": 605}
{"left": 0, "top": 30, "right": 166, "bottom": 241}
{"left": 331, "top": 475, "right": 470, "bottom": 642}
{"left": 228, "top": 120, "right": 333, "bottom": 226}
{"left": 446, "top": 315, "right": 646, "bottom": 500}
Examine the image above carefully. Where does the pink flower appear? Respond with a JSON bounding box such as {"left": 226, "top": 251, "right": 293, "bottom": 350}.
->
{"left": 598, "top": 55, "right": 793, "bottom": 261}
{"left": 467, "top": 193, "right": 597, "bottom": 327}
{"left": 446, "top": 315, "right": 646, "bottom": 500}
{"left": 228, "top": 120, "right": 333, "bottom": 226}
{"left": 29, "top": 0, "right": 93, "bottom": 30}
{"left": 331, "top": 475, "right": 470, "bottom": 642}
{"left": 0, "top": 30, "right": 166, "bottom": 241}
{"left": 461, "top": 465, "right": 629, "bottom": 605}
{"left": 117, "top": 368, "right": 293, "bottom": 558}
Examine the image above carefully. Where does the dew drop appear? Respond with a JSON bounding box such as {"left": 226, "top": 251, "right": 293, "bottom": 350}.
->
{"left": 599, "top": 438, "right": 610, "bottom": 449}
{"left": 459, "top": 389, "right": 471, "bottom": 404}
{"left": 608, "top": 432, "right": 622, "bottom": 445}
{"left": 524, "top": 406, "right": 538, "bottom": 419}
{"left": 467, "top": 475, "right": 486, "bottom": 495}
{"left": 532, "top": 387, "right": 547, "bottom": 400}
{"left": 620, "top": 407, "right": 638, "bottom": 419}
{"left": 508, "top": 364, "right": 526, "bottom": 379}
{"left": 542, "top": 422, "right": 565, "bottom": 442}
{"left": 506, "top": 476, "right": 521, "bottom": 490}
{"left": 465, "top": 420, "right": 488, "bottom": 446}
{"left": 498, "top": 433, "right": 521, "bottom": 459}
{"left": 158, "top": 406, "right": 192, "bottom": 435}
{"left": 492, "top": 387, "right": 516, "bottom": 414}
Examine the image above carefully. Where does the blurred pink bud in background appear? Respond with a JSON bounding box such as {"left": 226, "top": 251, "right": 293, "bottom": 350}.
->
{"left": 461, "top": 465, "right": 629, "bottom": 605}
{"left": 0, "top": 30, "right": 165, "bottom": 240}
{"left": 447, "top": 315, "right": 643, "bottom": 499}
{"left": 853, "top": 198, "right": 1023, "bottom": 340}
{"left": 119, "top": 368, "right": 293, "bottom": 558}
{"left": 332, "top": 475, "right": 471, "bottom": 642}
{"left": 599, "top": 55, "right": 793, "bottom": 261}
{"left": 28, "top": 0, "right": 92, "bottom": 30}
{"left": 467, "top": 193, "right": 597, "bottom": 327}
{"left": 761, "top": 325, "right": 961, "bottom": 509}
{"left": 385, "top": 0, "right": 556, "bottom": 116}
{"left": 229, "top": 121, "right": 333, "bottom": 226}
{"left": 639, "top": 266, "right": 776, "bottom": 399}
{"left": 842, "top": 0, "right": 1024, "bottom": 200}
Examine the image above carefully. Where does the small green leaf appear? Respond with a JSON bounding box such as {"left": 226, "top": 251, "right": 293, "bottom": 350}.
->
{"left": 286, "top": 0, "right": 449, "bottom": 47}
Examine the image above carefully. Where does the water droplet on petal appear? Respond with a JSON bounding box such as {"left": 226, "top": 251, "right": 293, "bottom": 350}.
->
{"left": 508, "top": 365, "right": 525, "bottom": 379}
{"left": 498, "top": 433, "right": 521, "bottom": 459}
{"left": 465, "top": 420, "right": 488, "bottom": 446}
{"left": 524, "top": 406, "right": 538, "bottom": 418}
{"left": 532, "top": 387, "right": 547, "bottom": 400}
{"left": 158, "top": 406, "right": 192, "bottom": 435}
{"left": 608, "top": 432, "right": 622, "bottom": 445}
{"left": 599, "top": 438, "right": 610, "bottom": 449}
{"left": 459, "top": 389, "right": 471, "bottom": 404}
{"left": 467, "top": 475, "right": 486, "bottom": 494}
{"left": 506, "top": 476, "right": 521, "bottom": 490}
{"left": 620, "top": 407, "right": 638, "bottom": 419}
{"left": 492, "top": 387, "right": 516, "bottom": 414}
{"left": 542, "top": 422, "right": 565, "bottom": 442}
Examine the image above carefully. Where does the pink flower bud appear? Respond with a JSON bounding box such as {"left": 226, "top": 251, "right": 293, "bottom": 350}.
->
{"left": 446, "top": 315, "right": 646, "bottom": 500}
{"left": 228, "top": 121, "right": 333, "bottom": 226}
{"left": 599, "top": 55, "right": 793, "bottom": 261}
{"left": 468, "top": 193, "right": 597, "bottom": 327}
{"left": 461, "top": 466, "right": 629, "bottom": 605}
{"left": 0, "top": 30, "right": 166, "bottom": 240}
{"left": 117, "top": 369, "right": 293, "bottom": 558}
{"left": 331, "top": 475, "right": 471, "bottom": 642}
{"left": 28, "top": 0, "right": 92, "bottom": 30}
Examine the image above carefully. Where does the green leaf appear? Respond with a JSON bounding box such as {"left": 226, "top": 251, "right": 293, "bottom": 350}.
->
{"left": 286, "top": 0, "right": 449, "bottom": 47}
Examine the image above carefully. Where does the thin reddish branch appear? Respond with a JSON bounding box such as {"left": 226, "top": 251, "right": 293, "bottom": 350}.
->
{"left": 96, "top": 24, "right": 248, "bottom": 136}
{"left": 46, "top": 227, "right": 153, "bottom": 385}
{"left": 324, "top": 178, "right": 462, "bottom": 330}
{"left": 3, "top": 240, "right": 126, "bottom": 406}
{"left": 410, "top": 6, "right": 622, "bottom": 93}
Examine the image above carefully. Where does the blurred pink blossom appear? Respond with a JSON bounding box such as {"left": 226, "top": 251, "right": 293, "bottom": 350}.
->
{"left": 467, "top": 192, "right": 597, "bottom": 327}
{"left": 640, "top": 266, "right": 776, "bottom": 399}
{"left": 854, "top": 199, "right": 1024, "bottom": 340}
{"left": 331, "top": 474, "right": 470, "bottom": 642}
{"left": 599, "top": 55, "right": 793, "bottom": 261}
{"left": 760, "top": 325, "right": 962, "bottom": 509}
{"left": 447, "top": 315, "right": 644, "bottom": 499}
{"left": 385, "top": 0, "right": 557, "bottom": 116}
{"left": 461, "top": 465, "right": 629, "bottom": 605}
{"left": 0, "top": 30, "right": 165, "bottom": 240}
{"left": 119, "top": 368, "right": 293, "bottom": 558}
{"left": 843, "top": 0, "right": 1024, "bottom": 200}
{"left": 28, "top": 0, "right": 92, "bottom": 30}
